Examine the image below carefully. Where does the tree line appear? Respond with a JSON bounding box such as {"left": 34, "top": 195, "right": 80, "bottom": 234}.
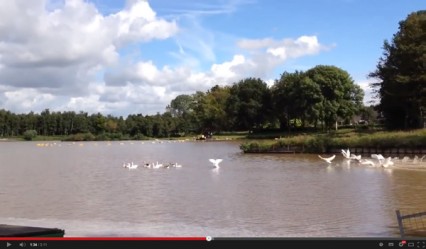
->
{"left": 0, "top": 108, "right": 182, "bottom": 140}
{"left": 167, "top": 65, "right": 364, "bottom": 135}
{"left": 0, "top": 65, "right": 367, "bottom": 140}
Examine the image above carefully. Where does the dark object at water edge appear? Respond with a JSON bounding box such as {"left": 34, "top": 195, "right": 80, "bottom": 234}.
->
{"left": 0, "top": 224, "right": 65, "bottom": 237}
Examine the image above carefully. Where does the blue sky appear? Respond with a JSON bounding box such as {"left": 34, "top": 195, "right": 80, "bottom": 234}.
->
{"left": 0, "top": 0, "right": 424, "bottom": 116}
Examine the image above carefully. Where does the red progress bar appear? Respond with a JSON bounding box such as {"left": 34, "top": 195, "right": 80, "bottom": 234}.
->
{"left": 0, "top": 237, "right": 207, "bottom": 241}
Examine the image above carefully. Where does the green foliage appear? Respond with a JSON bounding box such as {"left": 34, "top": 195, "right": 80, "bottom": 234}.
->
{"left": 189, "top": 85, "right": 232, "bottom": 133}
{"left": 240, "top": 141, "right": 276, "bottom": 153}
{"left": 369, "top": 10, "right": 426, "bottom": 129}
{"left": 305, "top": 65, "right": 364, "bottom": 131}
{"left": 23, "top": 130, "right": 37, "bottom": 141}
{"left": 167, "top": 94, "right": 193, "bottom": 118}
{"left": 271, "top": 67, "right": 364, "bottom": 132}
{"left": 226, "top": 78, "right": 272, "bottom": 131}
{"left": 132, "top": 133, "right": 150, "bottom": 140}
{"left": 304, "top": 135, "right": 332, "bottom": 153}
{"left": 290, "top": 119, "right": 302, "bottom": 127}
{"left": 272, "top": 71, "right": 323, "bottom": 129}
{"left": 63, "top": 133, "right": 95, "bottom": 141}
{"left": 241, "top": 129, "right": 426, "bottom": 153}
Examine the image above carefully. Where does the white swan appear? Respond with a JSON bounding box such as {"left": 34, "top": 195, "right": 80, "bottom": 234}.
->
{"left": 381, "top": 157, "right": 394, "bottom": 168}
{"left": 152, "top": 161, "right": 163, "bottom": 169}
{"left": 318, "top": 155, "right": 336, "bottom": 163}
{"left": 341, "top": 149, "right": 350, "bottom": 159}
{"left": 359, "top": 159, "right": 376, "bottom": 167}
{"left": 123, "top": 162, "right": 138, "bottom": 169}
{"left": 128, "top": 162, "right": 138, "bottom": 169}
{"left": 401, "top": 156, "right": 410, "bottom": 163}
{"left": 349, "top": 154, "right": 361, "bottom": 160}
{"left": 371, "top": 154, "right": 385, "bottom": 163}
{"left": 413, "top": 155, "right": 419, "bottom": 164}
{"left": 172, "top": 162, "right": 182, "bottom": 168}
{"left": 209, "top": 159, "right": 223, "bottom": 168}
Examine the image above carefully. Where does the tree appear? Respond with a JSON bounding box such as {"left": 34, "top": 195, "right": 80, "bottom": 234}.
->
{"left": 190, "top": 91, "right": 207, "bottom": 133}
{"left": 197, "top": 85, "right": 231, "bottom": 133}
{"left": 369, "top": 10, "right": 426, "bottom": 129}
{"left": 167, "top": 94, "right": 197, "bottom": 134}
{"left": 89, "top": 113, "right": 107, "bottom": 134}
{"left": 73, "top": 111, "right": 89, "bottom": 133}
{"left": 23, "top": 130, "right": 37, "bottom": 141}
{"left": 305, "top": 65, "right": 364, "bottom": 131}
{"left": 272, "top": 71, "right": 323, "bottom": 129}
{"left": 167, "top": 94, "right": 193, "bottom": 118}
{"left": 226, "top": 78, "right": 272, "bottom": 131}
{"left": 62, "top": 111, "right": 76, "bottom": 135}
{"left": 272, "top": 71, "right": 301, "bottom": 129}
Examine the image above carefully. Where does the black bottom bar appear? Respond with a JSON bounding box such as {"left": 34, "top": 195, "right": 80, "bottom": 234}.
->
{"left": 1, "top": 238, "right": 425, "bottom": 249}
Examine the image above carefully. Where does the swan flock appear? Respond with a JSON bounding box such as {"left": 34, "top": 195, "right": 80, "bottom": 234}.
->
{"left": 318, "top": 148, "right": 424, "bottom": 168}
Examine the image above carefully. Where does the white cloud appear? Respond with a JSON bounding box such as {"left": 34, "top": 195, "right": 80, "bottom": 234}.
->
{"left": 211, "top": 55, "right": 247, "bottom": 80}
{"left": 240, "top": 35, "right": 327, "bottom": 61}
{"left": 102, "top": 35, "right": 330, "bottom": 114}
{"left": 65, "top": 95, "right": 107, "bottom": 113}
{"left": 112, "top": 0, "right": 178, "bottom": 45}
{"left": 0, "top": 0, "right": 332, "bottom": 116}
{"left": 226, "top": 35, "right": 330, "bottom": 80}
{"left": 1, "top": 88, "right": 57, "bottom": 113}
{"left": 54, "top": 81, "right": 173, "bottom": 115}
{"left": 0, "top": 0, "right": 176, "bottom": 91}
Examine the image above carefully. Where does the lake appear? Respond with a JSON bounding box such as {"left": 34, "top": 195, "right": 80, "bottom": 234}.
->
{"left": 0, "top": 140, "right": 425, "bottom": 237}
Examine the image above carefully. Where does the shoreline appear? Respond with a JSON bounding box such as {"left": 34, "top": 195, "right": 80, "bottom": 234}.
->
{"left": 242, "top": 146, "right": 426, "bottom": 155}
{"left": 240, "top": 128, "right": 426, "bottom": 155}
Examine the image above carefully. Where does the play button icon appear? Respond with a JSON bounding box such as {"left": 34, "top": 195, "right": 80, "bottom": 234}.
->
{"left": 6, "top": 242, "right": 12, "bottom": 247}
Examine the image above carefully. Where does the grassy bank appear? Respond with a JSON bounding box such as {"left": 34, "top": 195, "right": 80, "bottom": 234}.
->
{"left": 0, "top": 135, "right": 67, "bottom": 141}
{"left": 240, "top": 128, "right": 426, "bottom": 153}
{"left": 4, "top": 129, "right": 426, "bottom": 152}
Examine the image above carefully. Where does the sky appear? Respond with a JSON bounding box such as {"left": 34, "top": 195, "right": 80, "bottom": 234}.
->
{"left": 0, "top": 0, "right": 424, "bottom": 117}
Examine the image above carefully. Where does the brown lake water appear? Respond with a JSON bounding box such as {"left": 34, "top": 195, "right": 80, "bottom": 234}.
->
{"left": 0, "top": 140, "right": 425, "bottom": 237}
